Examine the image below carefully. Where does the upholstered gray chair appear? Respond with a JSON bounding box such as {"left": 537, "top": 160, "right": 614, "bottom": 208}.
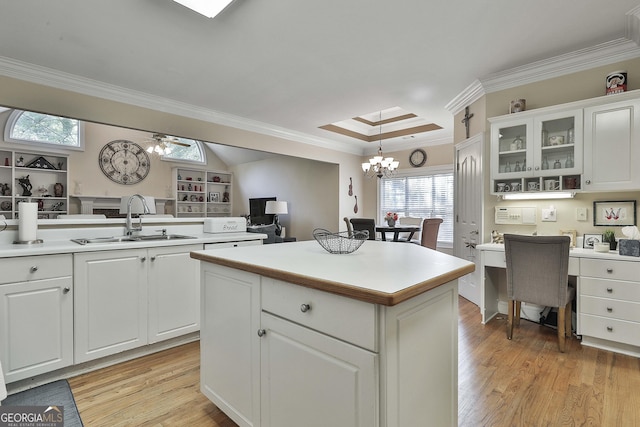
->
{"left": 349, "top": 218, "right": 376, "bottom": 240}
{"left": 343, "top": 217, "right": 353, "bottom": 236}
{"left": 420, "top": 218, "right": 443, "bottom": 249}
{"left": 504, "top": 234, "right": 574, "bottom": 352}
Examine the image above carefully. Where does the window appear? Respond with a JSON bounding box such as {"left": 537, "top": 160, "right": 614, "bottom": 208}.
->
{"left": 5, "top": 110, "right": 83, "bottom": 149}
{"left": 379, "top": 167, "right": 454, "bottom": 246}
{"left": 161, "top": 137, "right": 206, "bottom": 164}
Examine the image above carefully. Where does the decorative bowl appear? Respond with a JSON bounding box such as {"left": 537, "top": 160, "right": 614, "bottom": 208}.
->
{"left": 313, "top": 228, "right": 368, "bottom": 254}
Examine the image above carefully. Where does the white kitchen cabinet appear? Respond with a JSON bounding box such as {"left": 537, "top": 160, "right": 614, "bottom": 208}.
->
{"left": 75, "top": 244, "right": 203, "bottom": 362}
{"left": 490, "top": 108, "right": 582, "bottom": 195}
{"left": 148, "top": 244, "right": 201, "bottom": 343}
{"left": 200, "top": 263, "right": 459, "bottom": 427}
{"left": 583, "top": 98, "right": 640, "bottom": 191}
{"left": 0, "top": 254, "right": 73, "bottom": 382}
{"left": 74, "top": 249, "right": 148, "bottom": 363}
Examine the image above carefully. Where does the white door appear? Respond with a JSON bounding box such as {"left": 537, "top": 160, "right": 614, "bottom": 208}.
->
{"left": 454, "top": 133, "right": 483, "bottom": 306}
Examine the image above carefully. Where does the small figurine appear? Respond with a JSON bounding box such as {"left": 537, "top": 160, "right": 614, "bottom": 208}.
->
{"left": 16, "top": 156, "right": 24, "bottom": 167}
{"left": 18, "top": 175, "right": 32, "bottom": 196}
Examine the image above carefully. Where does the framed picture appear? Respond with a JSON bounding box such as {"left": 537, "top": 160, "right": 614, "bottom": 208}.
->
{"left": 593, "top": 200, "right": 636, "bottom": 226}
{"left": 583, "top": 233, "right": 603, "bottom": 249}
{"left": 209, "top": 192, "right": 220, "bottom": 203}
{"left": 560, "top": 229, "right": 577, "bottom": 248}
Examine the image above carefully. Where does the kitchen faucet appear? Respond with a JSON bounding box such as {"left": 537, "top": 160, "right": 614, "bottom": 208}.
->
{"left": 125, "top": 194, "right": 151, "bottom": 236}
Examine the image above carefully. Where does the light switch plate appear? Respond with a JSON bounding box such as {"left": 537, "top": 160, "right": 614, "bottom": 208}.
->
{"left": 576, "top": 207, "right": 588, "bottom": 221}
{"left": 541, "top": 208, "right": 557, "bottom": 222}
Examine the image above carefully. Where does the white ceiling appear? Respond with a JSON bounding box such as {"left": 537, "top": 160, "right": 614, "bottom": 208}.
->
{"left": 0, "top": 0, "right": 639, "bottom": 156}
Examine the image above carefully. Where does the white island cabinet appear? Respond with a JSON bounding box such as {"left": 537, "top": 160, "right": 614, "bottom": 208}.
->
{"left": 192, "top": 240, "right": 475, "bottom": 427}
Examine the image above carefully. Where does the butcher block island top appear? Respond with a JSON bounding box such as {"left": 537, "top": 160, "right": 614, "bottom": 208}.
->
{"left": 190, "top": 239, "right": 474, "bottom": 306}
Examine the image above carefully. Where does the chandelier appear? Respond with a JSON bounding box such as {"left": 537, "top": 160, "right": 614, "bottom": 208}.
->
{"left": 361, "top": 112, "right": 399, "bottom": 178}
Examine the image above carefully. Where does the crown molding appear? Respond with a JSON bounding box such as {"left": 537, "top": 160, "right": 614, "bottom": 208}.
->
{"left": 0, "top": 56, "right": 364, "bottom": 156}
{"left": 444, "top": 80, "right": 485, "bottom": 116}
{"left": 447, "top": 37, "right": 640, "bottom": 114}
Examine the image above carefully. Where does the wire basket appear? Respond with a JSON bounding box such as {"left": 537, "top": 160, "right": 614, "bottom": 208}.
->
{"left": 313, "top": 228, "right": 368, "bottom": 254}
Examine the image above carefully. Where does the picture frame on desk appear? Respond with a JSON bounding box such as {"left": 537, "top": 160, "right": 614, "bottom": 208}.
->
{"left": 560, "top": 229, "right": 576, "bottom": 248}
{"left": 593, "top": 200, "right": 636, "bottom": 226}
{"left": 583, "top": 233, "right": 603, "bottom": 249}
{"left": 209, "top": 192, "right": 220, "bottom": 203}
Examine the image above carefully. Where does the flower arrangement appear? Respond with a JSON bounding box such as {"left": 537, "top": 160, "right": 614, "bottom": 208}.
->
{"left": 385, "top": 212, "right": 399, "bottom": 221}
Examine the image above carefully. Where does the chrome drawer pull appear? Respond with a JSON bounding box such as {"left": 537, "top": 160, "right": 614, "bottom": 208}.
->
{"left": 257, "top": 329, "right": 266, "bottom": 337}
{"left": 606, "top": 326, "right": 613, "bottom": 332}
{"left": 606, "top": 268, "right": 613, "bottom": 273}
{"left": 63, "top": 287, "right": 70, "bottom": 294}
{"left": 30, "top": 266, "right": 38, "bottom": 273}
{"left": 606, "top": 307, "right": 613, "bottom": 313}
{"left": 300, "top": 303, "right": 311, "bottom": 313}
{"left": 606, "top": 288, "right": 613, "bottom": 293}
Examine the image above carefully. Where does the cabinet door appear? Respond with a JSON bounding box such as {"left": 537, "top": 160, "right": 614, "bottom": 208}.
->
{"left": 490, "top": 118, "right": 533, "bottom": 183}
{"left": 583, "top": 99, "right": 640, "bottom": 191}
{"left": 74, "top": 250, "right": 148, "bottom": 363}
{"left": 148, "top": 244, "right": 202, "bottom": 343}
{"left": 0, "top": 277, "right": 73, "bottom": 383}
{"left": 534, "top": 109, "right": 582, "bottom": 177}
{"left": 200, "top": 264, "right": 261, "bottom": 427}
{"left": 260, "top": 312, "right": 377, "bottom": 427}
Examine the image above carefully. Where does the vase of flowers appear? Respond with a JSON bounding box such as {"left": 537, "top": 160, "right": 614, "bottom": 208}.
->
{"left": 385, "top": 212, "right": 398, "bottom": 227}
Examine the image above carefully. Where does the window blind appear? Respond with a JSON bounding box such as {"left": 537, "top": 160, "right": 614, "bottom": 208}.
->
{"left": 379, "top": 172, "right": 454, "bottom": 243}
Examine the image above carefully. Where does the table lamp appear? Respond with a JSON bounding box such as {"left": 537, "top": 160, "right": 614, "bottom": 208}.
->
{"left": 265, "top": 200, "right": 287, "bottom": 236}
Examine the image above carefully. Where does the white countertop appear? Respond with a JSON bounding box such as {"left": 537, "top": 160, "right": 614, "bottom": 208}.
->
{"left": 477, "top": 242, "right": 640, "bottom": 262}
{"left": 191, "top": 240, "right": 475, "bottom": 305}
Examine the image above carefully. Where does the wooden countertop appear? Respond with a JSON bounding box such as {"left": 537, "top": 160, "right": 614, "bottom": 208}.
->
{"left": 191, "top": 240, "right": 475, "bottom": 306}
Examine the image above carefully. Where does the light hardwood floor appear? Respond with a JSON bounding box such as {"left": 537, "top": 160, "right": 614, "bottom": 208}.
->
{"left": 69, "top": 296, "right": 640, "bottom": 426}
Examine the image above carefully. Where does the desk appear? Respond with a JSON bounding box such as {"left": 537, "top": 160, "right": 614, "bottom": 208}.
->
{"left": 376, "top": 225, "right": 420, "bottom": 242}
{"left": 478, "top": 243, "right": 640, "bottom": 358}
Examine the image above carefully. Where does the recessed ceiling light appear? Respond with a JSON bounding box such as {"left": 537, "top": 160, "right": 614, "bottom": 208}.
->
{"left": 173, "top": 0, "right": 234, "bottom": 18}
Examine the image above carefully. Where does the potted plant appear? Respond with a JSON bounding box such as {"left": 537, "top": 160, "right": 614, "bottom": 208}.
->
{"left": 384, "top": 212, "right": 399, "bottom": 227}
{"left": 603, "top": 229, "right": 617, "bottom": 250}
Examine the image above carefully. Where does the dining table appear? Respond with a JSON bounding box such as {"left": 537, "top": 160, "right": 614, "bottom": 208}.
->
{"left": 375, "top": 224, "right": 421, "bottom": 242}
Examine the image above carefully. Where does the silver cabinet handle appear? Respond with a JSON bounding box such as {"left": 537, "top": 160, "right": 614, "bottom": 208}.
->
{"left": 140, "top": 257, "right": 146, "bottom": 262}
{"left": 606, "top": 326, "right": 613, "bottom": 332}
{"left": 606, "top": 268, "right": 613, "bottom": 273}
{"left": 30, "top": 266, "right": 38, "bottom": 273}
{"left": 534, "top": 166, "right": 539, "bottom": 171}
{"left": 585, "top": 180, "right": 591, "bottom": 185}
{"left": 606, "top": 307, "right": 613, "bottom": 313}
{"left": 257, "top": 329, "right": 266, "bottom": 337}
{"left": 150, "top": 256, "right": 156, "bottom": 262}
{"left": 606, "top": 287, "right": 613, "bottom": 293}
{"left": 300, "top": 303, "right": 311, "bottom": 313}
{"left": 63, "top": 287, "right": 70, "bottom": 294}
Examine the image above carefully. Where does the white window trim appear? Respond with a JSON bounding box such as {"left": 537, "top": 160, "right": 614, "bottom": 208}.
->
{"left": 4, "top": 110, "right": 85, "bottom": 153}
{"left": 377, "top": 164, "right": 455, "bottom": 249}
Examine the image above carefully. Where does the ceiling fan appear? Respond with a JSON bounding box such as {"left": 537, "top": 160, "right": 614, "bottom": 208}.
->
{"left": 145, "top": 133, "right": 190, "bottom": 155}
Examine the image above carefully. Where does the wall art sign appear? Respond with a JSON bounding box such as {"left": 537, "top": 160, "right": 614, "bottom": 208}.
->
{"left": 593, "top": 200, "right": 636, "bottom": 226}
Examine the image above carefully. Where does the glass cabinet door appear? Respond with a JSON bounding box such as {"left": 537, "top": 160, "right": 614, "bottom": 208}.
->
{"left": 491, "top": 119, "right": 533, "bottom": 180}
{"left": 534, "top": 109, "right": 582, "bottom": 177}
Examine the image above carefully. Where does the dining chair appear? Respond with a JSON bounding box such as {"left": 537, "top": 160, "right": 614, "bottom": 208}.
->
{"left": 343, "top": 217, "right": 353, "bottom": 236}
{"left": 349, "top": 218, "right": 376, "bottom": 240}
{"left": 398, "top": 216, "right": 422, "bottom": 242}
{"left": 504, "top": 234, "right": 574, "bottom": 352}
{"left": 420, "top": 218, "right": 443, "bottom": 249}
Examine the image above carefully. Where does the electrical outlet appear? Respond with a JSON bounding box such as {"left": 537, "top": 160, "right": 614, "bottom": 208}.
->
{"left": 576, "top": 207, "right": 588, "bottom": 221}
{"left": 541, "top": 208, "right": 557, "bottom": 222}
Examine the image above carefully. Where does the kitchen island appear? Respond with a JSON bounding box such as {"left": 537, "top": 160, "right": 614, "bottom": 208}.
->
{"left": 191, "top": 240, "right": 475, "bottom": 427}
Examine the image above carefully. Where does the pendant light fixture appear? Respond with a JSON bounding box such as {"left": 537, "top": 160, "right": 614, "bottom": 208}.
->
{"left": 362, "top": 111, "right": 400, "bottom": 178}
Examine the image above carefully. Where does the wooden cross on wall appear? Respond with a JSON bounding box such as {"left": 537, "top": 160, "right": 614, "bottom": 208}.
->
{"left": 461, "top": 106, "right": 474, "bottom": 139}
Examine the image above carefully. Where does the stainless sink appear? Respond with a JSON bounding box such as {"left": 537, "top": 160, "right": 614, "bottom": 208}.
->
{"left": 71, "top": 234, "right": 196, "bottom": 245}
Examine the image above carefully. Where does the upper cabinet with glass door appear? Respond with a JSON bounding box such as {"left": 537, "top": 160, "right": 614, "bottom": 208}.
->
{"left": 490, "top": 108, "right": 582, "bottom": 194}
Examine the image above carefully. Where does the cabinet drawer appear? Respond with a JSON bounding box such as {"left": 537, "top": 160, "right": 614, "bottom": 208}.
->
{"left": 0, "top": 254, "right": 72, "bottom": 284}
{"left": 483, "top": 250, "right": 505, "bottom": 268}
{"left": 579, "top": 314, "right": 640, "bottom": 347}
{"left": 580, "top": 277, "right": 640, "bottom": 302}
{"left": 261, "top": 277, "right": 377, "bottom": 351}
{"left": 580, "top": 258, "right": 639, "bottom": 282}
{"left": 580, "top": 295, "right": 640, "bottom": 323}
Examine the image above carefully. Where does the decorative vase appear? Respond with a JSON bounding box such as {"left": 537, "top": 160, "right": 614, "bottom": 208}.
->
{"left": 387, "top": 219, "right": 396, "bottom": 227}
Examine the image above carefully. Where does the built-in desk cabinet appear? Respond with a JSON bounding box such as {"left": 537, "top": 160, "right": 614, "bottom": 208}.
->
{"left": 0, "top": 254, "right": 73, "bottom": 383}
{"left": 582, "top": 98, "right": 640, "bottom": 191}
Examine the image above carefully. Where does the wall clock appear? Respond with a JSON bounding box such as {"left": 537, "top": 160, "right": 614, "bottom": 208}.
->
{"left": 99, "top": 140, "right": 150, "bottom": 185}
{"left": 409, "top": 148, "right": 427, "bottom": 167}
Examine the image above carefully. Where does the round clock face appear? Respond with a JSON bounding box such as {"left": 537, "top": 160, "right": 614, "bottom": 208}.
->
{"left": 99, "top": 140, "right": 150, "bottom": 185}
{"left": 409, "top": 149, "right": 427, "bottom": 167}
